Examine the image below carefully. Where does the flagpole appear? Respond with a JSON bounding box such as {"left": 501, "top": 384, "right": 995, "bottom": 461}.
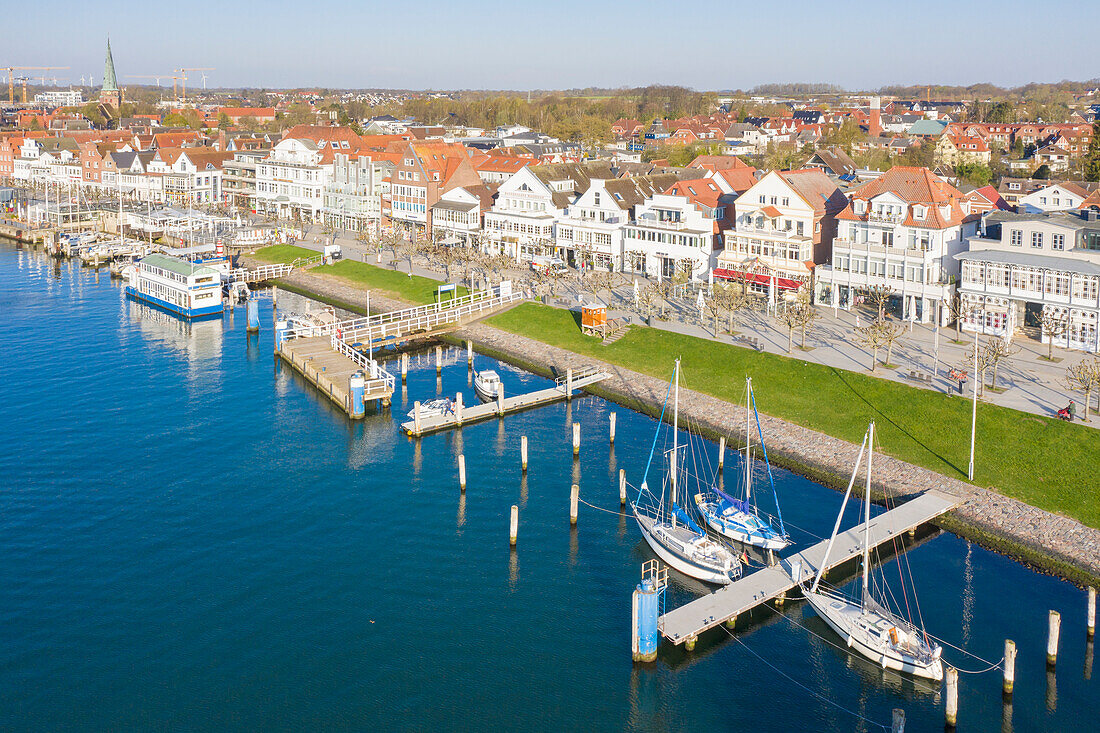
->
{"left": 968, "top": 334, "right": 978, "bottom": 481}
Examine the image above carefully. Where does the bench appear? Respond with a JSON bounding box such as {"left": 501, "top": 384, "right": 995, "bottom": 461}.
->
{"left": 908, "top": 369, "right": 933, "bottom": 384}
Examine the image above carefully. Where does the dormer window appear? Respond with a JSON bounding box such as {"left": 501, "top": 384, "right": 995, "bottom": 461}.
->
{"left": 914, "top": 205, "right": 926, "bottom": 220}
{"left": 854, "top": 200, "right": 866, "bottom": 215}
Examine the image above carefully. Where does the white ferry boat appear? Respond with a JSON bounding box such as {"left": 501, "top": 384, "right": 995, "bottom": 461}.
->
{"left": 123, "top": 253, "right": 224, "bottom": 319}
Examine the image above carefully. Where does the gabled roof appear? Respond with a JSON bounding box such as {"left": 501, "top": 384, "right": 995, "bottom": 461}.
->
{"left": 601, "top": 173, "right": 682, "bottom": 210}
{"left": 712, "top": 167, "right": 759, "bottom": 194}
{"left": 840, "top": 166, "right": 971, "bottom": 228}
{"left": 807, "top": 147, "right": 857, "bottom": 177}
{"left": 775, "top": 169, "right": 846, "bottom": 215}
{"left": 665, "top": 177, "right": 724, "bottom": 209}
{"left": 687, "top": 154, "right": 751, "bottom": 172}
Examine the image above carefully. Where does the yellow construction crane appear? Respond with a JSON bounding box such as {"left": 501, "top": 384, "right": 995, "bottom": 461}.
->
{"left": 2, "top": 66, "right": 70, "bottom": 103}
{"left": 174, "top": 68, "right": 214, "bottom": 98}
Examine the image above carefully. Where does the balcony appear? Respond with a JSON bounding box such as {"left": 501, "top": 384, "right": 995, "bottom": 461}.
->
{"left": 866, "top": 210, "right": 904, "bottom": 224}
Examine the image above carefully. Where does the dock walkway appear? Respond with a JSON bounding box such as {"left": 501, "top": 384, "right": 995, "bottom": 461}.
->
{"left": 401, "top": 366, "right": 609, "bottom": 435}
{"left": 277, "top": 334, "right": 394, "bottom": 417}
{"left": 659, "top": 490, "right": 960, "bottom": 644}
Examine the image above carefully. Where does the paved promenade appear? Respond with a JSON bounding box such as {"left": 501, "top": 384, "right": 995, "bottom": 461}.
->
{"left": 263, "top": 261, "right": 1100, "bottom": 585}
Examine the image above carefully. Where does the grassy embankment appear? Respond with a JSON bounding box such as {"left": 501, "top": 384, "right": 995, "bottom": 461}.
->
{"left": 487, "top": 303, "right": 1098, "bottom": 530}
{"left": 254, "top": 245, "right": 466, "bottom": 305}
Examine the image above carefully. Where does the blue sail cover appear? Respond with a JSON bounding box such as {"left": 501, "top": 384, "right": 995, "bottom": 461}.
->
{"left": 672, "top": 503, "right": 705, "bottom": 535}
{"left": 713, "top": 486, "right": 753, "bottom": 515}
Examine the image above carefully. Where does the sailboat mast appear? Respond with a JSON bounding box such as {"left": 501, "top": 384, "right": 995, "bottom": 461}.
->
{"left": 811, "top": 432, "right": 867, "bottom": 592}
{"left": 744, "top": 377, "right": 752, "bottom": 502}
{"left": 862, "top": 421, "right": 875, "bottom": 609}
{"left": 671, "top": 359, "right": 680, "bottom": 526}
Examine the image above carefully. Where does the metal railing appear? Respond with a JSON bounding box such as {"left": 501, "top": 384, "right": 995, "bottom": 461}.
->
{"left": 330, "top": 334, "right": 395, "bottom": 392}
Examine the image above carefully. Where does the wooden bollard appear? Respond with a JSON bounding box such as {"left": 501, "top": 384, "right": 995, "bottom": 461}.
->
{"left": 945, "top": 666, "right": 958, "bottom": 727}
{"left": 466, "top": 340, "right": 473, "bottom": 366}
{"left": 1089, "top": 586, "right": 1096, "bottom": 639}
{"left": 509, "top": 504, "right": 518, "bottom": 546}
{"left": 718, "top": 436, "right": 725, "bottom": 470}
{"left": 435, "top": 345, "right": 442, "bottom": 373}
{"left": 572, "top": 422, "right": 580, "bottom": 456}
{"left": 401, "top": 353, "right": 408, "bottom": 383}
{"left": 455, "top": 392, "right": 464, "bottom": 424}
{"left": 1003, "top": 639, "right": 1016, "bottom": 697}
{"left": 413, "top": 401, "right": 422, "bottom": 435}
{"left": 891, "top": 709, "right": 905, "bottom": 733}
{"left": 458, "top": 454, "right": 466, "bottom": 492}
{"left": 609, "top": 412, "right": 616, "bottom": 444}
{"left": 1048, "top": 610, "right": 1061, "bottom": 667}
{"left": 570, "top": 484, "right": 579, "bottom": 525}
{"left": 619, "top": 469, "right": 626, "bottom": 506}
{"left": 521, "top": 436, "right": 528, "bottom": 473}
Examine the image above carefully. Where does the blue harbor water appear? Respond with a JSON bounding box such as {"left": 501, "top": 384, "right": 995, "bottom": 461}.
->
{"left": 1, "top": 243, "right": 1095, "bottom": 731}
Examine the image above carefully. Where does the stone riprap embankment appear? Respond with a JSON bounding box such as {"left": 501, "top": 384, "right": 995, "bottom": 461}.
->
{"left": 262, "top": 264, "right": 1100, "bottom": 586}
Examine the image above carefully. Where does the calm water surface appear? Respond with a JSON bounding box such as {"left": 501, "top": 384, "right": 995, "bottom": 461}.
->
{"left": 0, "top": 244, "right": 1094, "bottom": 731}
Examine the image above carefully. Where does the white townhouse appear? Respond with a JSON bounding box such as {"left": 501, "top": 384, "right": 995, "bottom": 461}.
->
{"left": 956, "top": 209, "right": 1100, "bottom": 353}
{"left": 430, "top": 186, "right": 489, "bottom": 246}
{"left": 322, "top": 152, "right": 395, "bottom": 233}
{"left": 716, "top": 169, "right": 845, "bottom": 300}
{"left": 109, "top": 151, "right": 165, "bottom": 203}
{"left": 254, "top": 137, "right": 334, "bottom": 222}
{"left": 149, "top": 149, "right": 231, "bottom": 207}
{"left": 815, "top": 166, "right": 979, "bottom": 324}
{"left": 621, "top": 178, "right": 726, "bottom": 281}
{"left": 554, "top": 174, "right": 679, "bottom": 272}
{"left": 1017, "top": 182, "right": 1090, "bottom": 213}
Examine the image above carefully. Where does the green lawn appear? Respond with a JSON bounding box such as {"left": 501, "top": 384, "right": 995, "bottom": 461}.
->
{"left": 252, "top": 244, "right": 320, "bottom": 264}
{"left": 488, "top": 303, "right": 1098, "bottom": 529}
{"left": 310, "top": 259, "right": 467, "bottom": 305}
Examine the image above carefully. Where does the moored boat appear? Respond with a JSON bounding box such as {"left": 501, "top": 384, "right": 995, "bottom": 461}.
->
{"left": 473, "top": 369, "right": 501, "bottom": 401}
{"left": 123, "top": 253, "right": 223, "bottom": 319}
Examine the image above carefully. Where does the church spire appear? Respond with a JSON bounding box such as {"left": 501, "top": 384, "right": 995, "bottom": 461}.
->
{"left": 102, "top": 38, "right": 118, "bottom": 92}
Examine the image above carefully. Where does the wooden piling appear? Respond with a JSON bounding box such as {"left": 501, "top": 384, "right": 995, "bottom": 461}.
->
{"left": 609, "top": 412, "right": 616, "bottom": 444}
{"left": 458, "top": 454, "right": 467, "bottom": 492}
{"left": 401, "top": 353, "right": 408, "bottom": 383}
{"left": 435, "top": 345, "right": 442, "bottom": 373}
{"left": 570, "top": 484, "right": 578, "bottom": 525}
{"left": 572, "top": 422, "right": 580, "bottom": 456}
{"left": 1048, "top": 610, "right": 1061, "bottom": 667}
{"left": 509, "top": 505, "right": 518, "bottom": 546}
{"left": 1089, "top": 586, "right": 1096, "bottom": 639}
{"left": 566, "top": 367, "right": 573, "bottom": 398}
{"left": 717, "top": 436, "right": 725, "bottom": 470}
{"left": 413, "top": 401, "right": 421, "bottom": 435}
{"left": 521, "top": 435, "right": 528, "bottom": 473}
{"left": 455, "top": 392, "right": 464, "bottom": 424}
{"left": 945, "top": 666, "right": 958, "bottom": 727}
{"left": 1003, "top": 639, "right": 1016, "bottom": 697}
{"left": 496, "top": 388, "right": 504, "bottom": 416}
{"left": 466, "top": 340, "right": 473, "bottom": 366}
{"left": 891, "top": 709, "right": 905, "bottom": 733}
{"left": 619, "top": 469, "right": 626, "bottom": 506}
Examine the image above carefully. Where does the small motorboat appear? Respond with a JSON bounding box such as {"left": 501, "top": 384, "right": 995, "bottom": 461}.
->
{"left": 406, "top": 397, "right": 454, "bottom": 420}
{"left": 473, "top": 369, "right": 502, "bottom": 401}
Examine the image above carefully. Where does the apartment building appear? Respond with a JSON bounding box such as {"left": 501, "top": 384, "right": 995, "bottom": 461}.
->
{"left": 957, "top": 209, "right": 1100, "bottom": 352}
{"left": 388, "top": 142, "right": 481, "bottom": 233}
{"left": 621, "top": 179, "right": 727, "bottom": 281}
{"left": 322, "top": 151, "right": 397, "bottom": 232}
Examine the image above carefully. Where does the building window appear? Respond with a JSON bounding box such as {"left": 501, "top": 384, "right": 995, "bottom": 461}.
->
{"left": 1010, "top": 229, "right": 1022, "bottom": 247}
{"left": 1053, "top": 233, "right": 1065, "bottom": 250}
{"left": 1031, "top": 231, "right": 1043, "bottom": 248}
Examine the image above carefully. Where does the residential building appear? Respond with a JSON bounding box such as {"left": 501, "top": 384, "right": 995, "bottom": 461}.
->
{"left": 430, "top": 185, "right": 495, "bottom": 245}
{"left": 387, "top": 141, "right": 481, "bottom": 233}
{"left": 715, "top": 169, "right": 846, "bottom": 300}
{"left": 322, "top": 151, "right": 397, "bottom": 232}
{"left": 222, "top": 150, "right": 267, "bottom": 210}
{"left": 1018, "top": 182, "right": 1091, "bottom": 213}
{"left": 815, "top": 166, "right": 979, "bottom": 323}
{"left": 35, "top": 90, "right": 83, "bottom": 107}
{"left": 957, "top": 209, "right": 1100, "bottom": 352}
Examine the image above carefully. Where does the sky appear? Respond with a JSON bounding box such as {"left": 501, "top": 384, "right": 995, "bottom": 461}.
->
{"left": 8, "top": 0, "right": 1100, "bottom": 91}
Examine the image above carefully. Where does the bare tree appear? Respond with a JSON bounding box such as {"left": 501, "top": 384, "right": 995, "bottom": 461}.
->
{"left": 945, "top": 293, "right": 975, "bottom": 342}
{"left": 879, "top": 318, "right": 906, "bottom": 367}
{"left": 854, "top": 319, "right": 890, "bottom": 371}
{"left": 983, "top": 336, "right": 1017, "bottom": 392}
{"left": 866, "top": 285, "right": 895, "bottom": 319}
{"left": 1039, "top": 310, "right": 1069, "bottom": 361}
{"left": 778, "top": 301, "right": 802, "bottom": 353}
{"left": 1064, "top": 358, "right": 1100, "bottom": 422}
{"left": 795, "top": 296, "right": 821, "bottom": 349}
{"left": 637, "top": 283, "right": 659, "bottom": 322}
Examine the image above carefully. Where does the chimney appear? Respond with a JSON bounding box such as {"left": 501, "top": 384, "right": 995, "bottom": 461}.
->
{"left": 869, "top": 96, "right": 882, "bottom": 137}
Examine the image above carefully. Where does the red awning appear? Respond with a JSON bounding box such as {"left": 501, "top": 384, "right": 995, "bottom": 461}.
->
{"left": 759, "top": 205, "right": 783, "bottom": 218}
{"left": 712, "top": 267, "right": 802, "bottom": 290}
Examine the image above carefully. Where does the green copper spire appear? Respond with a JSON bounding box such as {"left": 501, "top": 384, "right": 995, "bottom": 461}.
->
{"left": 102, "top": 38, "right": 118, "bottom": 92}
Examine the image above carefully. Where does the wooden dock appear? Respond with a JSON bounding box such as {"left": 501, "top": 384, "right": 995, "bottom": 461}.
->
{"left": 401, "top": 366, "right": 610, "bottom": 436}
{"left": 277, "top": 334, "right": 395, "bottom": 417}
{"left": 659, "top": 490, "right": 960, "bottom": 645}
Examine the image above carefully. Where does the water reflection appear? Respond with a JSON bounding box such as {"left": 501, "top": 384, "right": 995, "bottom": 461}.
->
{"left": 508, "top": 548, "right": 519, "bottom": 591}
{"left": 455, "top": 492, "right": 466, "bottom": 531}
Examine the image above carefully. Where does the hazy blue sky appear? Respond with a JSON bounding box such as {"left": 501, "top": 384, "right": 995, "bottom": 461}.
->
{"left": 10, "top": 0, "right": 1100, "bottom": 90}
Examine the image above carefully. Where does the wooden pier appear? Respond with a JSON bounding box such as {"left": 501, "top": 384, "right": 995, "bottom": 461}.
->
{"left": 659, "top": 490, "right": 960, "bottom": 645}
{"left": 401, "top": 366, "right": 610, "bottom": 436}
{"left": 277, "top": 334, "right": 395, "bottom": 417}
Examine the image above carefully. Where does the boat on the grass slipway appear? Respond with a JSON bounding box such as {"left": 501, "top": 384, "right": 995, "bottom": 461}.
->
{"left": 123, "top": 254, "right": 224, "bottom": 319}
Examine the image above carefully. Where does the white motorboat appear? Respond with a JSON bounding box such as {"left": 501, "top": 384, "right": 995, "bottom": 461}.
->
{"left": 406, "top": 397, "right": 454, "bottom": 420}
{"left": 473, "top": 369, "right": 502, "bottom": 401}
{"left": 795, "top": 422, "right": 944, "bottom": 681}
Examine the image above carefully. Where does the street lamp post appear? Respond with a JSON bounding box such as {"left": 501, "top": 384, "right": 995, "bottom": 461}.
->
{"left": 968, "top": 327, "right": 979, "bottom": 481}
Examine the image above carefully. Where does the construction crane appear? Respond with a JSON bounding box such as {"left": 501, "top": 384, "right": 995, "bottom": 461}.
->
{"left": 174, "top": 68, "right": 213, "bottom": 98}
{"left": 2, "top": 66, "right": 70, "bottom": 103}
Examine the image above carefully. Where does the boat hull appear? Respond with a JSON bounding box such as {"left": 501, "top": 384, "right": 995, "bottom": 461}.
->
{"left": 696, "top": 498, "right": 790, "bottom": 551}
{"left": 125, "top": 286, "right": 224, "bottom": 320}
{"left": 633, "top": 509, "right": 733, "bottom": 585}
{"left": 802, "top": 589, "right": 943, "bottom": 681}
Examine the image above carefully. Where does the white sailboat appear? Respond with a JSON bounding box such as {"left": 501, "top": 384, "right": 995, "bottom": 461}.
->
{"left": 796, "top": 422, "right": 943, "bottom": 681}
{"left": 695, "top": 377, "right": 790, "bottom": 551}
{"left": 630, "top": 360, "right": 741, "bottom": 585}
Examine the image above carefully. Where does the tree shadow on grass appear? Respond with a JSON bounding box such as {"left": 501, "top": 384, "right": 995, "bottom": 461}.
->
{"left": 828, "top": 365, "right": 967, "bottom": 478}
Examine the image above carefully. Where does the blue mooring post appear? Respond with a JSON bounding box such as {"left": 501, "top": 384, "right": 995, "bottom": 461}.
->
{"left": 631, "top": 560, "right": 664, "bottom": 663}
{"left": 349, "top": 371, "right": 366, "bottom": 419}
{"left": 274, "top": 319, "right": 288, "bottom": 354}
{"left": 247, "top": 298, "right": 259, "bottom": 333}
